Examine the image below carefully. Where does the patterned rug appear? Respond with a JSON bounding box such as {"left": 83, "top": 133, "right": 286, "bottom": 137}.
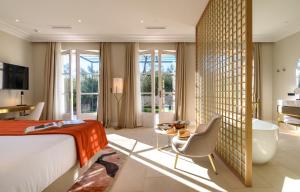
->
{"left": 68, "top": 147, "right": 127, "bottom": 192}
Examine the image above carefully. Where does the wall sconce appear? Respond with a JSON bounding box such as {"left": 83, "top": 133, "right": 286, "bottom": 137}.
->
{"left": 112, "top": 78, "right": 123, "bottom": 94}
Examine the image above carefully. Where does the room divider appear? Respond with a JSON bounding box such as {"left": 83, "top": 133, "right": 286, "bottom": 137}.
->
{"left": 196, "top": 0, "right": 253, "bottom": 186}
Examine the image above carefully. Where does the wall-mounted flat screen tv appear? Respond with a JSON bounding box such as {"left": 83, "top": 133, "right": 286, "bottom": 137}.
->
{"left": 0, "top": 62, "right": 29, "bottom": 90}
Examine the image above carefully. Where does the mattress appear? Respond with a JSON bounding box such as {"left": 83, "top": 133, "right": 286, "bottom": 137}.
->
{"left": 0, "top": 135, "right": 77, "bottom": 192}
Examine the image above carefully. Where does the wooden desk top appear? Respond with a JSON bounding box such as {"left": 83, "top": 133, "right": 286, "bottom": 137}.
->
{"left": 0, "top": 105, "right": 35, "bottom": 114}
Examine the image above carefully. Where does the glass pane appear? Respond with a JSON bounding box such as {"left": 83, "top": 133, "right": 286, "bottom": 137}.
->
{"left": 162, "top": 93, "right": 175, "bottom": 112}
{"left": 141, "top": 93, "right": 152, "bottom": 112}
{"left": 72, "top": 77, "right": 77, "bottom": 114}
{"left": 155, "top": 50, "right": 159, "bottom": 113}
{"left": 62, "top": 54, "right": 70, "bottom": 94}
{"left": 71, "top": 51, "right": 77, "bottom": 114}
{"left": 81, "top": 95, "right": 98, "bottom": 113}
{"left": 81, "top": 74, "right": 99, "bottom": 93}
{"left": 80, "top": 54, "right": 99, "bottom": 94}
{"left": 139, "top": 52, "right": 152, "bottom": 112}
{"left": 63, "top": 93, "right": 71, "bottom": 113}
{"left": 161, "top": 52, "right": 176, "bottom": 112}
{"left": 297, "top": 59, "right": 300, "bottom": 87}
{"left": 62, "top": 54, "right": 70, "bottom": 74}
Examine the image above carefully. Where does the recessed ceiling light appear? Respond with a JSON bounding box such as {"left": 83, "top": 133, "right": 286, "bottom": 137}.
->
{"left": 78, "top": 19, "right": 82, "bottom": 23}
{"left": 140, "top": 19, "right": 144, "bottom": 24}
{"left": 15, "top": 19, "right": 20, "bottom": 22}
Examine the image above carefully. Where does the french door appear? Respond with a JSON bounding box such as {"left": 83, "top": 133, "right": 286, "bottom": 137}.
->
{"left": 61, "top": 50, "right": 99, "bottom": 120}
{"left": 139, "top": 49, "right": 176, "bottom": 127}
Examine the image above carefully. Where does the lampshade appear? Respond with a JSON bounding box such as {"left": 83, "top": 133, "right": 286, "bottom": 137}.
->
{"left": 112, "top": 78, "right": 123, "bottom": 94}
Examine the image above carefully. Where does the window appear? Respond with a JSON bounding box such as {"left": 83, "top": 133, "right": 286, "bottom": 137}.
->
{"left": 139, "top": 49, "right": 176, "bottom": 113}
{"left": 61, "top": 50, "right": 99, "bottom": 120}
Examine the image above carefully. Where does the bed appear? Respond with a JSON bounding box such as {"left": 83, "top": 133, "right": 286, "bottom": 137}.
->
{"left": 0, "top": 120, "right": 108, "bottom": 192}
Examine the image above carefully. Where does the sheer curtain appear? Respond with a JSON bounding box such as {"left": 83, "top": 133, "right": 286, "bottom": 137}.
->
{"left": 43, "top": 42, "right": 62, "bottom": 120}
{"left": 253, "top": 43, "right": 261, "bottom": 119}
{"left": 118, "top": 42, "right": 142, "bottom": 128}
{"left": 175, "top": 42, "right": 187, "bottom": 120}
{"left": 97, "top": 43, "right": 112, "bottom": 126}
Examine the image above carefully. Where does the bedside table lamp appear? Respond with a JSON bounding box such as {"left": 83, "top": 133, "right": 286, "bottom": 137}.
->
{"left": 112, "top": 78, "right": 123, "bottom": 126}
{"left": 17, "top": 91, "right": 25, "bottom": 106}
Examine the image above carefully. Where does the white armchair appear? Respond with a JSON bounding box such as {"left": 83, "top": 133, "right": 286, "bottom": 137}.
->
{"left": 171, "top": 115, "right": 221, "bottom": 174}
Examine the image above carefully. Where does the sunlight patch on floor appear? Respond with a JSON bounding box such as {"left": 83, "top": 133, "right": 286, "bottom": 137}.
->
{"left": 107, "top": 134, "right": 137, "bottom": 151}
{"left": 282, "top": 177, "right": 300, "bottom": 192}
{"left": 107, "top": 133, "right": 227, "bottom": 192}
{"left": 130, "top": 154, "right": 226, "bottom": 192}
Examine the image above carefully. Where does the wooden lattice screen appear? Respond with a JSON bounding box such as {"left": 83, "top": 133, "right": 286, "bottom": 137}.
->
{"left": 196, "top": 0, "right": 252, "bottom": 185}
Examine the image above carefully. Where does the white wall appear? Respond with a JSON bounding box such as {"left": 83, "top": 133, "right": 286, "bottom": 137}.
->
{"left": 272, "top": 31, "right": 300, "bottom": 121}
{"left": 0, "top": 31, "right": 33, "bottom": 107}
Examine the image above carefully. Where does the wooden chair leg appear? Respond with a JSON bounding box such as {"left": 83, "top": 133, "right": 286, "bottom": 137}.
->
{"left": 174, "top": 154, "right": 179, "bottom": 169}
{"left": 208, "top": 154, "right": 218, "bottom": 175}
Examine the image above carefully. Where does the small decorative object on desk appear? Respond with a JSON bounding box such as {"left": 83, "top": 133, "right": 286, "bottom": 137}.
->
{"left": 25, "top": 119, "right": 85, "bottom": 134}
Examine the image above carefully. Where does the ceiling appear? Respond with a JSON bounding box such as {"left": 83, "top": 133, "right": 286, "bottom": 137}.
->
{"left": 1, "top": 0, "right": 300, "bottom": 42}
{"left": 253, "top": 0, "right": 300, "bottom": 42}
{"left": 0, "top": 0, "right": 208, "bottom": 42}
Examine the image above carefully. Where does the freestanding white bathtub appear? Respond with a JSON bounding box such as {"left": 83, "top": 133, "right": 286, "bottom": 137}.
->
{"left": 252, "top": 118, "right": 279, "bottom": 164}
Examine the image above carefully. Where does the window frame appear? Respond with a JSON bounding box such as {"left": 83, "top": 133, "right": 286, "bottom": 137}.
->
{"left": 61, "top": 49, "right": 100, "bottom": 120}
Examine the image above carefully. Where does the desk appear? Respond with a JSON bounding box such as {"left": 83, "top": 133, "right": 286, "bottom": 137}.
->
{"left": 0, "top": 105, "right": 35, "bottom": 114}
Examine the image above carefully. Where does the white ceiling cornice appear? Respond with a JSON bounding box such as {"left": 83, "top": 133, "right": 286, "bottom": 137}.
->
{"left": 0, "top": 19, "right": 196, "bottom": 42}
{"left": 0, "top": 19, "right": 30, "bottom": 40}
{"left": 29, "top": 33, "right": 195, "bottom": 42}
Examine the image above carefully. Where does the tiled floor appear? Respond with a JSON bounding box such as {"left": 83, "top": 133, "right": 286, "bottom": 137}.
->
{"left": 106, "top": 127, "right": 300, "bottom": 192}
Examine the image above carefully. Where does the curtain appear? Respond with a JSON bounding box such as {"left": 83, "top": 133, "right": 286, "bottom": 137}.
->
{"left": 98, "top": 42, "right": 112, "bottom": 127}
{"left": 253, "top": 43, "right": 261, "bottom": 119}
{"left": 118, "top": 42, "right": 141, "bottom": 128}
{"left": 175, "top": 42, "right": 187, "bottom": 120}
{"left": 42, "top": 42, "right": 61, "bottom": 120}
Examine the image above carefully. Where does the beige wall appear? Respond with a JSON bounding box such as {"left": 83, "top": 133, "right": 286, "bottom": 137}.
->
{"left": 32, "top": 43, "right": 47, "bottom": 103}
{"left": 260, "top": 43, "right": 274, "bottom": 121}
{"left": 185, "top": 43, "right": 196, "bottom": 122}
{"left": 272, "top": 31, "right": 300, "bottom": 120}
{"left": 0, "top": 31, "right": 33, "bottom": 107}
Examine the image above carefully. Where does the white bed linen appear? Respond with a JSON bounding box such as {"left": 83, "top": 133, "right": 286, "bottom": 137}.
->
{"left": 0, "top": 135, "right": 77, "bottom": 192}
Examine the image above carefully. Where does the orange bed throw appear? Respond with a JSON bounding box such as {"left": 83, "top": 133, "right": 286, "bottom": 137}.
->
{"left": 0, "top": 120, "right": 108, "bottom": 167}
